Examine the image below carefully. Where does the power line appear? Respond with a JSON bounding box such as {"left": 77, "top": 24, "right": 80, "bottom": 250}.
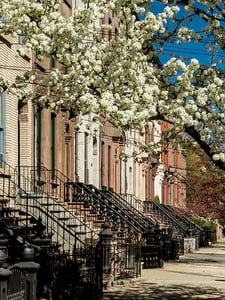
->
{"left": 159, "top": 44, "right": 225, "bottom": 55}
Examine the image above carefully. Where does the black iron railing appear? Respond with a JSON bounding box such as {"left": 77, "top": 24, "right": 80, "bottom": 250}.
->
{"left": 17, "top": 166, "right": 144, "bottom": 280}
{"left": 163, "top": 205, "right": 204, "bottom": 234}
{"left": 0, "top": 161, "right": 95, "bottom": 256}
{"left": 144, "top": 200, "right": 187, "bottom": 235}
{"left": 65, "top": 182, "right": 147, "bottom": 235}
{"left": 162, "top": 205, "right": 206, "bottom": 247}
{"left": 0, "top": 161, "right": 104, "bottom": 299}
{"left": 120, "top": 193, "right": 143, "bottom": 211}
{"left": 143, "top": 200, "right": 186, "bottom": 255}
{"left": 104, "top": 189, "right": 156, "bottom": 229}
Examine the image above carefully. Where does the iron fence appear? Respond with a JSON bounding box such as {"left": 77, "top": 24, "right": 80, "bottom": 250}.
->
{"left": 7, "top": 267, "right": 25, "bottom": 300}
{"left": 111, "top": 240, "right": 141, "bottom": 280}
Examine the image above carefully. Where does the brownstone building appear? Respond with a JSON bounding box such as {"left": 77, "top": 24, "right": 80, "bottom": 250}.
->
{"left": 33, "top": 0, "right": 76, "bottom": 183}
{"left": 29, "top": 2, "right": 186, "bottom": 209}
{"left": 161, "top": 121, "right": 186, "bottom": 208}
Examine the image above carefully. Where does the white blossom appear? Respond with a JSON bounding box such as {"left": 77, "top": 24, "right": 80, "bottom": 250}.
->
{"left": 0, "top": 0, "right": 224, "bottom": 169}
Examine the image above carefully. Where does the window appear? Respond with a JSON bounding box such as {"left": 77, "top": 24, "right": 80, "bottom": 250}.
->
{"left": 0, "top": 16, "right": 6, "bottom": 26}
{"left": 84, "top": 132, "right": 89, "bottom": 183}
{"left": 51, "top": 113, "right": 56, "bottom": 175}
{"left": 18, "top": 35, "right": 25, "bottom": 46}
{"left": 50, "top": 56, "right": 55, "bottom": 69}
{"left": 63, "top": 66, "right": 68, "bottom": 74}
{"left": 108, "top": 145, "right": 111, "bottom": 188}
{"left": 35, "top": 49, "right": 42, "bottom": 60}
{"left": 36, "top": 108, "right": 42, "bottom": 173}
{"left": 0, "top": 91, "right": 6, "bottom": 167}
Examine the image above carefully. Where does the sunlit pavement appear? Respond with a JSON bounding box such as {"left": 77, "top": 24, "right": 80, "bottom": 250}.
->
{"left": 103, "top": 239, "right": 225, "bottom": 299}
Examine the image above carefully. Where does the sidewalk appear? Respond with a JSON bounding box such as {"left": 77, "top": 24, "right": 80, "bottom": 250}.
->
{"left": 103, "top": 239, "right": 225, "bottom": 299}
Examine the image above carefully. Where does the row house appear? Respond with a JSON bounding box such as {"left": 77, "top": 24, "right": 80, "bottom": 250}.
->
{"left": 161, "top": 122, "right": 186, "bottom": 208}
{"left": 0, "top": 3, "right": 193, "bottom": 299}
{"left": 0, "top": 1, "right": 186, "bottom": 207}
{"left": 74, "top": 6, "right": 185, "bottom": 209}
{"left": 0, "top": 20, "right": 33, "bottom": 170}
{"left": 33, "top": 0, "right": 76, "bottom": 184}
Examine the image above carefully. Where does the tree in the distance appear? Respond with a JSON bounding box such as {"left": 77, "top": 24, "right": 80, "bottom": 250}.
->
{"left": 186, "top": 148, "right": 225, "bottom": 218}
{"left": 0, "top": 0, "right": 224, "bottom": 170}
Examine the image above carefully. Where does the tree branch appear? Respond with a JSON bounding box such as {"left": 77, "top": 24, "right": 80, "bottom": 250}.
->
{"left": 185, "top": 126, "right": 225, "bottom": 171}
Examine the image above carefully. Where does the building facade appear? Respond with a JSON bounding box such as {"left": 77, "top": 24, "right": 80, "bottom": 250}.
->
{"left": 0, "top": 24, "right": 33, "bottom": 169}
{"left": 33, "top": 1, "right": 186, "bottom": 209}
{"left": 0, "top": 1, "right": 186, "bottom": 210}
{"left": 161, "top": 121, "right": 186, "bottom": 208}
{"left": 32, "top": 0, "right": 76, "bottom": 184}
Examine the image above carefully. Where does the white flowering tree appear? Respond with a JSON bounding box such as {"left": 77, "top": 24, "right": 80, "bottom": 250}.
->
{"left": 0, "top": 0, "right": 224, "bottom": 170}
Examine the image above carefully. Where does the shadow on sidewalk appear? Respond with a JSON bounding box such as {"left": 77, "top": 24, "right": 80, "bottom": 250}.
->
{"left": 103, "top": 283, "right": 225, "bottom": 299}
{"left": 104, "top": 241, "right": 225, "bottom": 299}
{"left": 177, "top": 246, "right": 225, "bottom": 265}
{"left": 177, "top": 252, "right": 225, "bottom": 264}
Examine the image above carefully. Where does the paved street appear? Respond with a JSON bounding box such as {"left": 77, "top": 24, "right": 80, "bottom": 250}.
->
{"left": 103, "top": 239, "right": 225, "bottom": 299}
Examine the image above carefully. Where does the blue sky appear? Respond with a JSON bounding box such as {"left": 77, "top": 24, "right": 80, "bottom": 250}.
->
{"left": 136, "top": 2, "right": 225, "bottom": 68}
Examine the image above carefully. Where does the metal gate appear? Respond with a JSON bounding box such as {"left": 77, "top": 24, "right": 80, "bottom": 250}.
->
{"left": 7, "top": 267, "right": 25, "bottom": 300}
{"left": 51, "top": 240, "right": 103, "bottom": 300}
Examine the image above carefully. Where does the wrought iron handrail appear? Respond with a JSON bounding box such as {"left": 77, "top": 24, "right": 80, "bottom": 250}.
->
{"left": 0, "top": 161, "right": 95, "bottom": 255}
{"left": 68, "top": 182, "right": 143, "bottom": 234}
{"left": 88, "top": 183, "right": 150, "bottom": 233}
{"left": 162, "top": 205, "right": 204, "bottom": 234}
{"left": 103, "top": 189, "right": 156, "bottom": 228}
{"left": 120, "top": 193, "right": 143, "bottom": 211}
{"left": 144, "top": 200, "right": 187, "bottom": 234}
{"left": 16, "top": 165, "right": 68, "bottom": 204}
{"left": 18, "top": 193, "right": 85, "bottom": 251}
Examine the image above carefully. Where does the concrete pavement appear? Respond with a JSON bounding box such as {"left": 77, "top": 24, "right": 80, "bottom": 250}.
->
{"left": 103, "top": 239, "right": 225, "bottom": 299}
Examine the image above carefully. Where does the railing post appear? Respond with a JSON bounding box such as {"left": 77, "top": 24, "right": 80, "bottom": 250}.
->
{"left": 0, "top": 268, "right": 12, "bottom": 300}
{"left": 14, "top": 262, "right": 40, "bottom": 300}
{"left": 99, "top": 223, "right": 113, "bottom": 289}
